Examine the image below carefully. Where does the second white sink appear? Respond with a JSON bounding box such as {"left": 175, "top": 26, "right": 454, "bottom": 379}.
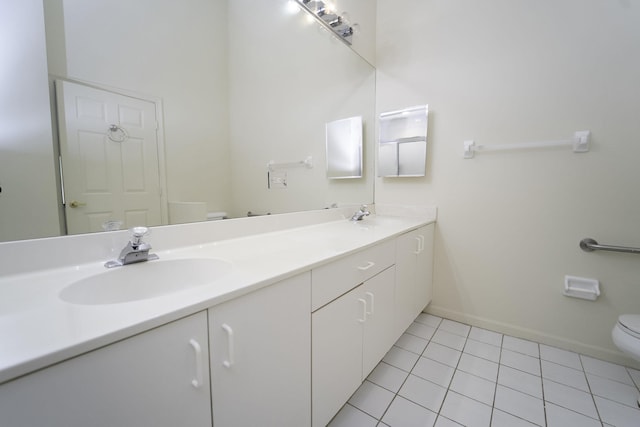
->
{"left": 60, "top": 258, "right": 232, "bottom": 305}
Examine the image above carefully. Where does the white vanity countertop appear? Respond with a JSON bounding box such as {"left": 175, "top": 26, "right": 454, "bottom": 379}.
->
{"left": 0, "top": 210, "right": 435, "bottom": 384}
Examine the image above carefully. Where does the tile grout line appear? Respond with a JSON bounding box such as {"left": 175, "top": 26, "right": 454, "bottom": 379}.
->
{"left": 375, "top": 316, "right": 444, "bottom": 425}
{"left": 488, "top": 331, "right": 504, "bottom": 426}
{"left": 579, "top": 352, "right": 605, "bottom": 424}
{"left": 537, "top": 341, "right": 548, "bottom": 427}
{"left": 339, "top": 314, "right": 640, "bottom": 427}
{"left": 433, "top": 320, "right": 470, "bottom": 422}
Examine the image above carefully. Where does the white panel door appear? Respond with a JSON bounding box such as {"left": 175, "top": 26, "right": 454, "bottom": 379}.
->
{"left": 57, "top": 80, "right": 163, "bottom": 234}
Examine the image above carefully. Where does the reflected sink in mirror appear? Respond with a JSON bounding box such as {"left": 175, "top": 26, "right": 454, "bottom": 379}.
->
{"left": 59, "top": 258, "right": 232, "bottom": 305}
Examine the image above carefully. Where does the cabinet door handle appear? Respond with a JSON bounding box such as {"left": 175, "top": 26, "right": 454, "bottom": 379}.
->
{"left": 365, "top": 291, "right": 375, "bottom": 317}
{"left": 414, "top": 237, "right": 422, "bottom": 254}
{"left": 189, "top": 339, "right": 204, "bottom": 389}
{"left": 418, "top": 235, "right": 425, "bottom": 252}
{"left": 222, "top": 323, "right": 235, "bottom": 368}
{"left": 357, "top": 298, "right": 367, "bottom": 323}
{"left": 358, "top": 261, "right": 375, "bottom": 271}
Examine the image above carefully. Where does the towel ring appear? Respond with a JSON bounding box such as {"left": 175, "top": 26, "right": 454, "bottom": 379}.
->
{"left": 108, "top": 124, "right": 128, "bottom": 142}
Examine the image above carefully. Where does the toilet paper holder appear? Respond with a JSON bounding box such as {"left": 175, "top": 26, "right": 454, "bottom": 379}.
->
{"left": 563, "top": 275, "right": 600, "bottom": 301}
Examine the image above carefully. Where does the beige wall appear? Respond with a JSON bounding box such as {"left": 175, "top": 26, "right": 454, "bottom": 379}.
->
{"left": 376, "top": 0, "right": 640, "bottom": 365}
{"left": 0, "top": 0, "right": 61, "bottom": 241}
{"left": 44, "top": 0, "right": 231, "bottom": 216}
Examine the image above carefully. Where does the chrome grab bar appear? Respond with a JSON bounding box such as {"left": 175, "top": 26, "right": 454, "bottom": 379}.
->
{"left": 580, "top": 238, "right": 640, "bottom": 255}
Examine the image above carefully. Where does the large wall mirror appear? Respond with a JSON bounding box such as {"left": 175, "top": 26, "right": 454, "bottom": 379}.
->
{"left": 0, "top": 0, "right": 376, "bottom": 243}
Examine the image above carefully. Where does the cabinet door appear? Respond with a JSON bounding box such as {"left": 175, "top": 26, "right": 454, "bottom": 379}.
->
{"left": 362, "top": 266, "right": 397, "bottom": 378}
{"left": 415, "top": 223, "right": 435, "bottom": 314}
{"left": 395, "top": 228, "right": 421, "bottom": 336}
{"left": 312, "top": 285, "right": 365, "bottom": 427}
{"left": 395, "top": 224, "right": 436, "bottom": 336}
{"left": 209, "top": 273, "right": 311, "bottom": 427}
{"left": 0, "top": 312, "right": 211, "bottom": 427}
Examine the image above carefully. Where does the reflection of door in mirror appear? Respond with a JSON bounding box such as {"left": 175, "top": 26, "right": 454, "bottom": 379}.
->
{"left": 57, "top": 81, "right": 165, "bottom": 235}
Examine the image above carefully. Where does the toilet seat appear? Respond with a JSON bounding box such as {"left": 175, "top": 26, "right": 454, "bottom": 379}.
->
{"left": 618, "top": 315, "right": 640, "bottom": 339}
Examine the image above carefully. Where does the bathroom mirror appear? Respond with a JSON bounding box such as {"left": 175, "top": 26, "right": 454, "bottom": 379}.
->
{"left": 0, "top": 0, "right": 376, "bottom": 242}
{"left": 378, "top": 105, "right": 428, "bottom": 177}
{"left": 326, "top": 116, "right": 363, "bottom": 179}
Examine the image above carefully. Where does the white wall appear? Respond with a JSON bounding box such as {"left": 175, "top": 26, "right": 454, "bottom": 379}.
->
{"left": 227, "top": 0, "right": 376, "bottom": 217}
{"left": 376, "top": 0, "right": 640, "bottom": 365}
{"left": 0, "top": 0, "right": 61, "bottom": 241}
{"left": 44, "top": 0, "right": 231, "bottom": 216}
{"left": 337, "top": 0, "right": 377, "bottom": 65}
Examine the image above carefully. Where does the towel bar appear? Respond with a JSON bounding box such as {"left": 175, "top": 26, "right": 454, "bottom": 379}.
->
{"left": 580, "top": 238, "right": 640, "bottom": 255}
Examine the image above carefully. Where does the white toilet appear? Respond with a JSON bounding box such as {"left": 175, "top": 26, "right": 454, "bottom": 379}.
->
{"left": 612, "top": 314, "right": 640, "bottom": 406}
{"left": 612, "top": 315, "right": 640, "bottom": 361}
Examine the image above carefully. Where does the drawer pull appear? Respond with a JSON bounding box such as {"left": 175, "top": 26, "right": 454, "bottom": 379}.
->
{"left": 414, "top": 235, "right": 425, "bottom": 254}
{"left": 357, "top": 261, "right": 376, "bottom": 271}
{"left": 189, "top": 339, "right": 204, "bottom": 388}
{"left": 222, "top": 323, "right": 235, "bottom": 368}
{"left": 357, "top": 298, "right": 367, "bottom": 323}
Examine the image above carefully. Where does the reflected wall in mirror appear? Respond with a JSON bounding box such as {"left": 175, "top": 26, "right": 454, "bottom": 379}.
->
{"left": 0, "top": 0, "right": 376, "bottom": 243}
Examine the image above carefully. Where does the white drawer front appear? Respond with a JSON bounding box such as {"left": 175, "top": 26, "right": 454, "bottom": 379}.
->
{"left": 311, "top": 239, "right": 395, "bottom": 311}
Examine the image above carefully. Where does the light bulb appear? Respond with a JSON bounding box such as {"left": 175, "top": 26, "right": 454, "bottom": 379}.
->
{"left": 285, "top": 0, "right": 301, "bottom": 15}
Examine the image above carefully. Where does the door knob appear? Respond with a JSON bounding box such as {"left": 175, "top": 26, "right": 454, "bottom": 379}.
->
{"left": 69, "top": 200, "right": 86, "bottom": 208}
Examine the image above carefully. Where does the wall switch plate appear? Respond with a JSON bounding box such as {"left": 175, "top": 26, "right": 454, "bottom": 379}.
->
{"left": 268, "top": 171, "right": 287, "bottom": 189}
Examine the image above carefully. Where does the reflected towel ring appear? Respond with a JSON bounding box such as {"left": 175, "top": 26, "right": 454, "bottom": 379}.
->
{"left": 108, "top": 124, "right": 128, "bottom": 142}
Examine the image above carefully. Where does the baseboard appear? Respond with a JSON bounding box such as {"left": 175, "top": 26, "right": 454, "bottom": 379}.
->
{"left": 425, "top": 304, "right": 640, "bottom": 370}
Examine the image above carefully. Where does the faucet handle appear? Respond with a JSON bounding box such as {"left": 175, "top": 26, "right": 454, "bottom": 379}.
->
{"left": 130, "top": 226, "right": 150, "bottom": 245}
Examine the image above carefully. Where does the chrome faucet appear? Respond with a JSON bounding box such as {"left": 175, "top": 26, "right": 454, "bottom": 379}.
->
{"left": 105, "top": 226, "right": 159, "bottom": 268}
{"left": 350, "top": 205, "right": 370, "bottom": 221}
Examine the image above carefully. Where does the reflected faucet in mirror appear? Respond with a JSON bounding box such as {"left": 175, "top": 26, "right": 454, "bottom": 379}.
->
{"left": 350, "top": 205, "right": 370, "bottom": 221}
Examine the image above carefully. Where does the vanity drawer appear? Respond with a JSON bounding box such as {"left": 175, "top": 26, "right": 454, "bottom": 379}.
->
{"left": 311, "top": 239, "right": 396, "bottom": 311}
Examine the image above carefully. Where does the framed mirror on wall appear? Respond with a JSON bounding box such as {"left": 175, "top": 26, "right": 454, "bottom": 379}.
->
{"left": 0, "top": 0, "right": 376, "bottom": 243}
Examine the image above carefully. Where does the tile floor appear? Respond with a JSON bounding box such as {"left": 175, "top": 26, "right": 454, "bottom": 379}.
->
{"left": 328, "top": 314, "right": 640, "bottom": 427}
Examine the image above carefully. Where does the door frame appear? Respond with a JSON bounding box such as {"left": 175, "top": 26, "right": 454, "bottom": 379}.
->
{"left": 52, "top": 76, "right": 169, "bottom": 231}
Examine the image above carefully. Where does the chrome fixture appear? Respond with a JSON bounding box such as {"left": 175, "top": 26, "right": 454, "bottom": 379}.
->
{"left": 107, "top": 124, "right": 129, "bottom": 143}
{"left": 247, "top": 211, "right": 272, "bottom": 217}
{"left": 296, "top": 0, "right": 354, "bottom": 45}
{"left": 579, "top": 238, "right": 640, "bottom": 255}
{"left": 105, "top": 226, "right": 159, "bottom": 268}
{"left": 350, "top": 205, "right": 370, "bottom": 221}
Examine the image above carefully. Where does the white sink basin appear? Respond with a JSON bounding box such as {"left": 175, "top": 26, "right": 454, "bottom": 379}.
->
{"left": 60, "top": 258, "right": 232, "bottom": 305}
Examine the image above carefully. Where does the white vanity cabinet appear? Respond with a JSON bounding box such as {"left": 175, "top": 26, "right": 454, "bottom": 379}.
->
{"left": 0, "top": 311, "right": 211, "bottom": 427}
{"left": 208, "top": 272, "right": 311, "bottom": 427}
{"left": 395, "top": 223, "right": 435, "bottom": 336}
{"left": 311, "top": 241, "right": 396, "bottom": 427}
